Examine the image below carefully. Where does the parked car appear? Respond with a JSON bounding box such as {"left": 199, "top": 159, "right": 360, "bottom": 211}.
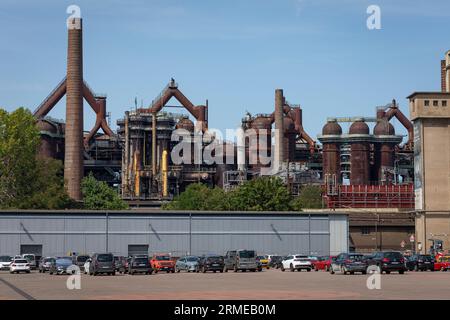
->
{"left": 22, "top": 254, "right": 37, "bottom": 270}
{"left": 74, "top": 255, "right": 90, "bottom": 272}
{"left": 10, "top": 258, "right": 31, "bottom": 274}
{"left": 280, "top": 255, "right": 312, "bottom": 272}
{"left": 330, "top": 253, "right": 368, "bottom": 275}
{"left": 38, "top": 257, "right": 55, "bottom": 273}
{"left": 89, "top": 253, "right": 115, "bottom": 276}
{"left": 198, "top": 255, "right": 225, "bottom": 273}
{"left": 224, "top": 250, "right": 261, "bottom": 272}
{"left": 269, "top": 256, "right": 284, "bottom": 269}
{"left": 0, "top": 256, "right": 12, "bottom": 270}
{"left": 313, "top": 256, "right": 335, "bottom": 272}
{"left": 49, "top": 257, "right": 74, "bottom": 275}
{"left": 434, "top": 255, "right": 450, "bottom": 271}
{"left": 151, "top": 253, "right": 175, "bottom": 273}
{"left": 365, "top": 251, "right": 406, "bottom": 274}
{"left": 128, "top": 256, "right": 153, "bottom": 275}
{"left": 406, "top": 254, "right": 434, "bottom": 271}
{"left": 114, "top": 256, "right": 127, "bottom": 273}
{"left": 256, "top": 256, "right": 270, "bottom": 269}
{"left": 175, "top": 256, "right": 200, "bottom": 273}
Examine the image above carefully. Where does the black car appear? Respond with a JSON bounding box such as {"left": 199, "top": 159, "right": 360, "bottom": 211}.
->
{"left": 89, "top": 253, "right": 115, "bottom": 276}
{"left": 406, "top": 254, "right": 434, "bottom": 271}
{"left": 49, "top": 257, "right": 74, "bottom": 275}
{"left": 198, "top": 255, "right": 225, "bottom": 273}
{"left": 128, "top": 256, "right": 153, "bottom": 275}
{"left": 330, "top": 253, "right": 368, "bottom": 275}
{"left": 268, "top": 256, "right": 283, "bottom": 269}
{"left": 38, "top": 257, "right": 55, "bottom": 273}
{"left": 366, "top": 251, "right": 407, "bottom": 274}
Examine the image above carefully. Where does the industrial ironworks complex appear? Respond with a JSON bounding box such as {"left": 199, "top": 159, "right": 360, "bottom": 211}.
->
{"left": 26, "top": 17, "right": 450, "bottom": 254}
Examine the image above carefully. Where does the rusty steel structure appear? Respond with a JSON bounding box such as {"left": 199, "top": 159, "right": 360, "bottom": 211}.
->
{"left": 34, "top": 18, "right": 117, "bottom": 200}
{"left": 318, "top": 101, "right": 414, "bottom": 209}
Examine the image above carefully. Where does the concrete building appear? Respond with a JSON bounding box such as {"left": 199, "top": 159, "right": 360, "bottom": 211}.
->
{"left": 408, "top": 53, "right": 450, "bottom": 253}
{"left": 0, "top": 211, "right": 348, "bottom": 259}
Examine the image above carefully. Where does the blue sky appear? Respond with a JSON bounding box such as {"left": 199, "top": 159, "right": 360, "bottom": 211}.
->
{"left": 1, "top": 0, "right": 449, "bottom": 141}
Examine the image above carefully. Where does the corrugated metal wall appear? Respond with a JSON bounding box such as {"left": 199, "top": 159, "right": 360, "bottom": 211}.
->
{"left": 0, "top": 211, "right": 348, "bottom": 257}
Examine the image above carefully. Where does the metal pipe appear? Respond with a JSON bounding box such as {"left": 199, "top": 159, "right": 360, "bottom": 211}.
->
{"left": 65, "top": 17, "right": 84, "bottom": 201}
{"left": 152, "top": 112, "right": 157, "bottom": 176}
{"left": 162, "top": 150, "right": 169, "bottom": 197}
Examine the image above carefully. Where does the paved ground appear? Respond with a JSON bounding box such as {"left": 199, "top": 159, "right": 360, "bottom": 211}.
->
{"left": 0, "top": 269, "right": 449, "bottom": 300}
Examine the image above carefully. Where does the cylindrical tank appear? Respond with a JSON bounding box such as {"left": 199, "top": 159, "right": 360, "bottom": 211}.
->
{"left": 248, "top": 115, "right": 272, "bottom": 172}
{"left": 321, "top": 119, "right": 342, "bottom": 181}
{"left": 349, "top": 119, "right": 370, "bottom": 185}
{"left": 37, "top": 120, "right": 58, "bottom": 158}
{"left": 283, "top": 117, "right": 296, "bottom": 162}
{"left": 373, "top": 120, "right": 396, "bottom": 184}
{"left": 65, "top": 17, "right": 84, "bottom": 200}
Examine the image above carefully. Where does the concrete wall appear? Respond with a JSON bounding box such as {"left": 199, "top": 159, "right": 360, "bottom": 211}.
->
{"left": 0, "top": 211, "right": 348, "bottom": 257}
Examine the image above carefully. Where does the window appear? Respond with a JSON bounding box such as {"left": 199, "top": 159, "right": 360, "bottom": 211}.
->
{"left": 433, "top": 100, "right": 439, "bottom": 107}
{"left": 443, "top": 100, "right": 448, "bottom": 107}
{"left": 424, "top": 100, "right": 430, "bottom": 106}
{"left": 361, "top": 227, "right": 371, "bottom": 235}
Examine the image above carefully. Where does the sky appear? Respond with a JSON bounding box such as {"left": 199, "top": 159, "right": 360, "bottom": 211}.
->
{"left": 1, "top": 0, "right": 449, "bottom": 142}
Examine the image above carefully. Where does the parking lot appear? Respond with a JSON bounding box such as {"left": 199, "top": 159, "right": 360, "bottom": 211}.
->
{"left": 0, "top": 269, "right": 449, "bottom": 300}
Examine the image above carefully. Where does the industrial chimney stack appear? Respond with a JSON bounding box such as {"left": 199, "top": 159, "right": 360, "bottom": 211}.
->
{"left": 65, "top": 18, "right": 84, "bottom": 200}
{"left": 274, "top": 89, "right": 284, "bottom": 171}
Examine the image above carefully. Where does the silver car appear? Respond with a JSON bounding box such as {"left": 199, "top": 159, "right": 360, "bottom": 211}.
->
{"left": 175, "top": 256, "right": 200, "bottom": 273}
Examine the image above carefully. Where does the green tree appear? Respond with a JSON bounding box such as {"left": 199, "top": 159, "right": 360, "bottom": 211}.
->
{"left": 0, "top": 107, "right": 73, "bottom": 209}
{"left": 163, "top": 183, "right": 227, "bottom": 211}
{"left": 227, "top": 177, "right": 293, "bottom": 211}
{"left": 81, "top": 173, "right": 128, "bottom": 210}
{"left": 0, "top": 108, "right": 40, "bottom": 207}
{"left": 290, "top": 185, "right": 323, "bottom": 210}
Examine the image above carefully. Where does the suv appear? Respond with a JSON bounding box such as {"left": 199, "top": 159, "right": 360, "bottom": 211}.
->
{"left": 128, "top": 256, "right": 153, "bottom": 275}
{"left": 280, "top": 255, "right": 312, "bottom": 272}
{"left": 406, "top": 254, "right": 434, "bottom": 272}
{"left": 198, "top": 255, "right": 225, "bottom": 273}
{"left": 89, "top": 253, "right": 115, "bottom": 276}
{"left": 330, "top": 253, "right": 368, "bottom": 275}
{"left": 365, "top": 251, "right": 407, "bottom": 274}
{"left": 150, "top": 253, "right": 175, "bottom": 273}
{"left": 224, "top": 250, "right": 261, "bottom": 272}
{"left": 38, "top": 257, "right": 55, "bottom": 273}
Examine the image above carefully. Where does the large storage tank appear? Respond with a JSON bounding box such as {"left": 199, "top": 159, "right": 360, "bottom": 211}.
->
{"left": 248, "top": 115, "right": 272, "bottom": 172}
{"left": 283, "top": 117, "right": 296, "bottom": 162}
{"left": 373, "top": 120, "right": 396, "bottom": 184}
{"left": 349, "top": 119, "right": 370, "bottom": 185}
{"left": 321, "top": 119, "right": 342, "bottom": 181}
{"left": 37, "top": 120, "right": 58, "bottom": 158}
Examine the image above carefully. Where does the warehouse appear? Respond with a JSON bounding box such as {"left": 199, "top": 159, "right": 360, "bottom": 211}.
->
{"left": 0, "top": 211, "right": 348, "bottom": 258}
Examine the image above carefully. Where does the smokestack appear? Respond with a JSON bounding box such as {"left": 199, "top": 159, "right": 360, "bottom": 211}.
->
{"left": 65, "top": 18, "right": 84, "bottom": 200}
{"left": 274, "top": 89, "right": 284, "bottom": 171}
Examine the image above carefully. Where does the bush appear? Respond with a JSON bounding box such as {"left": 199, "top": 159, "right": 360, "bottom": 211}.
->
{"left": 290, "top": 185, "right": 323, "bottom": 210}
{"left": 81, "top": 173, "right": 128, "bottom": 210}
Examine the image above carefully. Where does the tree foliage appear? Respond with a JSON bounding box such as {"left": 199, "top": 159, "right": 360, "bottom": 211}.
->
{"left": 164, "top": 177, "right": 297, "bottom": 212}
{"left": 227, "top": 177, "right": 292, "bottom": 211}
{"left": 290, "top": 185, "right": 323, "bottom": 210}
{"left": 81, "top": 173, "right": 128, "bottom": 210}
{"left": 0, "top": 108, "right": 73, "bottom": 209}
{"left": 162, "top": 183, "right": 227, "bottom": 211}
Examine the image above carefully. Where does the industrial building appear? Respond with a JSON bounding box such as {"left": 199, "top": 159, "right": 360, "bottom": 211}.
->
{"left": 0, "top": 211, "right": 348, "bottom": 258}
{"left": 409, "top": 50, "right": 450, "bottom": 254}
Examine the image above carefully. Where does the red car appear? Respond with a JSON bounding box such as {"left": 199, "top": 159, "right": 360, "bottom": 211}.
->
{"left": 434, "top": 255, "right": 450, "bottom": 271}
{"left": 313, "top": 256, "right": 336, "bottom": 272}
